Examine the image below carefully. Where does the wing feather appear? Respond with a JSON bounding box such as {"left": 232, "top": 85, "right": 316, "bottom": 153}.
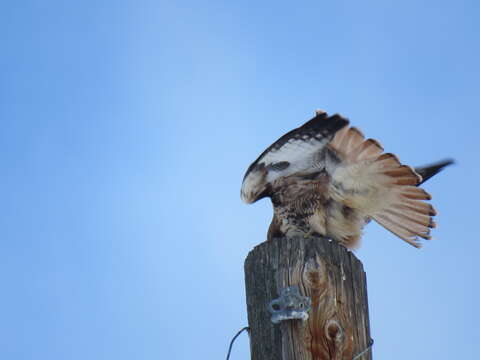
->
{"left": 241, "top": 113, "right": 349, "bottom": 202}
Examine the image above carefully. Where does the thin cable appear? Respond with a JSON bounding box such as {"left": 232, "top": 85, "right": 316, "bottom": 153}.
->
{"left": 225, "top": 326, "right": 370, "bottom": 359}
{"left": 352, "top": 338, "right": 374, "bottom": 360}
{"left": 226, "top": 326, "right": 249, "bottom": 360}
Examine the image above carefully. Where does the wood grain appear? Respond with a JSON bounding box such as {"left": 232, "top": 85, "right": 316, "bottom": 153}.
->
{"left": 244, "top": 235, "right": 372, "bottom": 360}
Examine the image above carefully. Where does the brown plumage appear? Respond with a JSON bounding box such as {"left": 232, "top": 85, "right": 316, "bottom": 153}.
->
{"left": 241, "top": 111, "right": 452, "bottom": 248}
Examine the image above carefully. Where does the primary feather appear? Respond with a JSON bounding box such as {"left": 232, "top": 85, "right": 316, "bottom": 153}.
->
{"left": 241, "top": 111, "right": 450, "bottom": 248}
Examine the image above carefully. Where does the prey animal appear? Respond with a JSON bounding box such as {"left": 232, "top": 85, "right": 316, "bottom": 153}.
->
{"left": 241, "top": 111, "right": 452, "bottom": 248}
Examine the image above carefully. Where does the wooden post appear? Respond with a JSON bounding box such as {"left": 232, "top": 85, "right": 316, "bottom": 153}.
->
{"left": 244, "top": 235, "right": 372, "bottom": 360}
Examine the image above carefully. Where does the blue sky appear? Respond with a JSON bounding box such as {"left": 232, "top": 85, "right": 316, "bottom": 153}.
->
{"left": 1, "top": 1, "right": 479, "bottom": 359}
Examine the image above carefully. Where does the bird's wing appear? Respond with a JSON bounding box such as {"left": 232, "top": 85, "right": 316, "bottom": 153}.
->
{"left": 241, "top": 112, "right": 348, "bottom": 200}
{"left": 415, "top": 159, "right": 454, "bottom": 185}
{"left": 328, "top": 125, "right": 435, "bottom": 248}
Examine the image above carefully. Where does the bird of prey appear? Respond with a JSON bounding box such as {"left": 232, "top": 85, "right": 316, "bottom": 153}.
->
{"left": 241, "top": 111, "right": 452, "bottom": 248}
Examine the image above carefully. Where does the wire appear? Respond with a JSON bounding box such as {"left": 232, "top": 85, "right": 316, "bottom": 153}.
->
{"left": 352, "top": 338, "right": 374, "bottom": 360}
{"left": 225, "top": 326, "right": 371, "bottom": 360}
{"left": 226, "top": 326, "right": 249, "bottom": 360}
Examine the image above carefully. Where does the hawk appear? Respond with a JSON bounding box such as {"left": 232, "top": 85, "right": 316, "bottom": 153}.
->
{"left": 241, "top": 111, "right": 452, "bottom": 248}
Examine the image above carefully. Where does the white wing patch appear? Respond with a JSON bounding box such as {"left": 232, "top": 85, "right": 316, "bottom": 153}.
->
{"left": 242, "top": 113, "right": 349, "bottom": 199}
{"left": 264, "top": 137, "right": 332, "bottom": 182}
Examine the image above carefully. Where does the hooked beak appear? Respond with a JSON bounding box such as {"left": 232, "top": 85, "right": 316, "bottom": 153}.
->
{"left": 240, "top": 184, "right": 271, "bottom": 204}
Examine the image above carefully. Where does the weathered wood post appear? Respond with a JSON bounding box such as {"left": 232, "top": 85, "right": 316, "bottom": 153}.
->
{"left": 244, "top": 235, "right": 372, "bottom": 360}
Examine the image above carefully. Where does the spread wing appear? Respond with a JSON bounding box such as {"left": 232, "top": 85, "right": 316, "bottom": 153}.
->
{"left": 240, "top": 111, "right": 349, "bottom": 203}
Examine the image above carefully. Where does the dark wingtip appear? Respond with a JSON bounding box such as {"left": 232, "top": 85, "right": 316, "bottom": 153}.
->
{"left": 300, "top": 111, "right": 349, "bottom": 130}
{"left": 415, "top": 159, "right": 455, "bottom": 185}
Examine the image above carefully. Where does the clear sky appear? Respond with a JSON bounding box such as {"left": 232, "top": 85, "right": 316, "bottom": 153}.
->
{"left": 1, "top": 1, "right": 479, "bottom": 359}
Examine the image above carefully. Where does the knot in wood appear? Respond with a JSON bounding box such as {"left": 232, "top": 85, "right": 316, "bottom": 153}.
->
{"left": 268, "top": 286, "right": 311, "bottom": 324}
{"left": 325, "top": 319, "right": 345, "bottom": 344}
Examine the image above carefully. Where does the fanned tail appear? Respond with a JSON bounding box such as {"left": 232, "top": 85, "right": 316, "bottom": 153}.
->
{"left": 329, "top": 126, "right": 437, "bottom": 248}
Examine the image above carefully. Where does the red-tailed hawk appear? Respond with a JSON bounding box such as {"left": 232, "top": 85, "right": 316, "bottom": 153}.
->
{"left": 241, "top": 111, "right": 452, "bottom": 248}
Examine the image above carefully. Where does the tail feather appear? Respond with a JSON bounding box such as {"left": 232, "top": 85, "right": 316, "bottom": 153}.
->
{"left": 354, "top": 139, "right": 384, "bottom": 161}
{"left": 392, "top": 175, "right": 421, "bottom": 186}
{"left": 383, "top": 165, "right": 422, "bottom": 183}
{"left": 374, "top": 214, "right": 424, "bottom": 248}
{"left": 373, "top": 153, "right": 405, "bottom": 172}
{"left": 329, "top": 126, "right": 353, "bottom": 153}
{"left": 399, "top": 186, "right": 432, "bottom": 200}
{"left": 396, "top": 197, "right": 437, "bottom": 216}
{"left": 344, "top": 127, "right": 365, "bottom": 153}
{"left": 385, "top": 208, "right": 433, "bottom": 228}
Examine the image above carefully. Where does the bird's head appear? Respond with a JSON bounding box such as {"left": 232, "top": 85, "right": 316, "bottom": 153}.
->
{"left": 240, "top": 163, "right": 270, "bottom": 204}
